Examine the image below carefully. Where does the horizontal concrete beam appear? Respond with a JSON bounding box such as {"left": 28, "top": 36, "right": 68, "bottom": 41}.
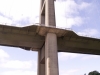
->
{"left": 0, "top": 32, "right": 44, "bottom": 50}
{"left": 0, "top": 24, "right": 100, "bottom": 55}
{"left": 0, "top": 24, "right": 44, "bottom": 50}
{"left": 37, "top": 25, "right": 72, "bottom": 37}
{"left": 58, "top": 37, "right": 100, "bottom": 55}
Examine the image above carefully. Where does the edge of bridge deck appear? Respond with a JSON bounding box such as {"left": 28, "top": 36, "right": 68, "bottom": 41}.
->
{"left": 0, "top": 24, "right": 100, "bottom": 55}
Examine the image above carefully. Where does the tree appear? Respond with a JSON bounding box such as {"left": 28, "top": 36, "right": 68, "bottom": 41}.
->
{"left": 88, "top": 71, "right": 100, "bottom": 75}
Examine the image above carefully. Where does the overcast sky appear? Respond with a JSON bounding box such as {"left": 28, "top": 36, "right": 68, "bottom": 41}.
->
{"left": 0, "top": 0, "right": 100, "bottom": 75}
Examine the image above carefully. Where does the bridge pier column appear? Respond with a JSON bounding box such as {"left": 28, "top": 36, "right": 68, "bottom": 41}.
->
{"left": 39, "top": 0, "right": 59, "bottom": 74}
{"left": 37, "top": 46, "right": 45, "bottom": 75}
{"left": 45, "top": 33, "right": 59, "bottom": 75}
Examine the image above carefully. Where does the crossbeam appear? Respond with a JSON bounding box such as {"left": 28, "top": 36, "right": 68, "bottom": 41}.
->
{"left": 0, "top": 24, "right": 100, "bottom": 55}
{"left": 0, "top": 24, "right": 44, "bottom": 50}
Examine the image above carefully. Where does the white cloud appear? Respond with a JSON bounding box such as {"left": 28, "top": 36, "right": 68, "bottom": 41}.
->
{"left": 59, "top": 52, "right": 100, "bottom": 61}
{"left": 0, "top": 60, "right": 35, "bottom": 69}
{"left": 0, "top": 49, "right": 9, "bottom": 62}
{"left": 81, "top": 55, "right": 100, "bottom": 60}
{"left": 0, "top": 49, "right": 37, "bottom": 69}
{"left": 65, "top": 17, "right": 83, "bottom": 28}
{"left": 0, "top": 0, "right": 92, "bottom": 28}
{"left": 79, "top": 2, "right": 91, "bottom": 10}
{"left": 0, "top": 16, "right": 12, "bottom": 25}
{"left": 60, "top": 69, "right": 79, "bottom": 75}
{"left": 77, "top": 28, "right": 99, "bottom": 37}
{"left": 0, "top": 49, "right": 9, "bottom": 59}
{"left": 0, "top": 0, "right": 40, "bottom": 26}
{"left": 1, "top": 70, "right": 36, "bottom": 75}
{"left": 58, "top": 52, "right": 80, "bottom": 60}
{"left": 55, "top": 0, "right": 91, "bottom": 28}
{"left": 0, "top": 49, "right": 37, "bottom": 75}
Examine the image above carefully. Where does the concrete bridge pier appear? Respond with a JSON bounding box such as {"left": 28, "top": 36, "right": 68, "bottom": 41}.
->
{"left": 37, "top": 46, "right": 45, "bottom": 75}
{"left": 45, "top": 33, "right": 59, "bottom": 75}
{"left": 37, "top": 33, "right": 59, "bottom": 75}
{"left": 38, "top": 0, "right": 59, "bottom": 75}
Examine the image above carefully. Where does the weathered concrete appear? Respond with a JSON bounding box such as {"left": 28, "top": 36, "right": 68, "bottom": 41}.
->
{"left": 45, "top": 0, "right": 56, "bottom": 26}
{"left": 45, "top": 33, "right": 59, "bottom": 75}
{"left": 37, "top": 46, "right": 45, "bottom": 75}
{"left": 1, "top": 24, "right": 100, "bottom": 55}
{"left": 40, "top": 0, "right": 45, "bottom": 25}
{"left": 39, "top": 0, "right": 59, "bottom": 75}
{"left": 43, "top": 0, "right": 59, "bottom": 75}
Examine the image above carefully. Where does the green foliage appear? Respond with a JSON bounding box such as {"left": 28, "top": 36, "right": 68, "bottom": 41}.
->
{"left": 88, "top": 71, "right": 100, "bottom": 75}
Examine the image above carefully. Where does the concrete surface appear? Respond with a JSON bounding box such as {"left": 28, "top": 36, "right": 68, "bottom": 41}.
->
{"left": 0, "top": 24, "right": 100, "bottom": 55}
{"left": 45, "top": 33, "right": 59, "bottom": 75}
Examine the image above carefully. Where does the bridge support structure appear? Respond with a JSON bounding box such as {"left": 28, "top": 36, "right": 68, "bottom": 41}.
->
{"left": 38, "top": 0, "right": 59, "bottom": 75}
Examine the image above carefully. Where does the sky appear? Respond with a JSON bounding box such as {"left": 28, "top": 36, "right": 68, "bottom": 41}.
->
{"left": 0, "top": 0, "right": 100, "bottom": 75}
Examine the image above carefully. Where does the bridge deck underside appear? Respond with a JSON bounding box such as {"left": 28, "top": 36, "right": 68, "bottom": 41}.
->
{"left": 0, "top": 24, "right": 100, "bottom": 55}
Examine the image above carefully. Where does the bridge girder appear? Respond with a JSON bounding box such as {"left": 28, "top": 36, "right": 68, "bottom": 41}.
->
{"left": 0, "top": 24, "right": 100, "bottom": 55}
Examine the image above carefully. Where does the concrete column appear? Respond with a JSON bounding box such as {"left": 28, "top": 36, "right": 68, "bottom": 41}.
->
{"left": 37, "top": 47, "right": 45, "bottom": 75}
{"left": 45, "top": 0, "right": 56, "bottom": 26}
{"left": 45, "top": 33, "right": 59, "bottom": 75}
{"left": 40, "top": 0, "right": 45, "bottom": 25}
